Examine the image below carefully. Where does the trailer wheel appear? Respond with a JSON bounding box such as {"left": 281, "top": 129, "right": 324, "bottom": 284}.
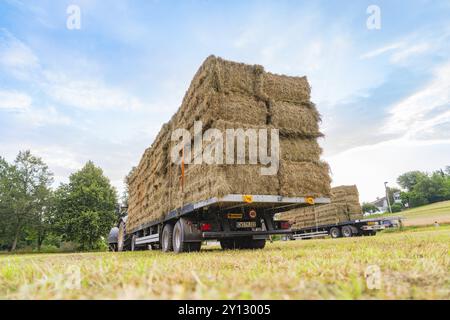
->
{"left": 341, "top": 225, "right": 353, "bottom": 238}
{"left": 117, "top": 221, "right": 126, "bottom": 252}
{"left": 172, "top": 219, "right": 202, "bottom": 253}
{"left": 330, "top": 227, "right": 341, "bottom": 238}
{"left": 131, "top": 234, "right": 138, "bottom": 251}
{"left": 161, "top": 224, "right": 174, "bottom": 252}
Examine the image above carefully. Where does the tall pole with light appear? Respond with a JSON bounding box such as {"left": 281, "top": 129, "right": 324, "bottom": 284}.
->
{"left": 384, "top": 181, "right": 392, "bottom": 214}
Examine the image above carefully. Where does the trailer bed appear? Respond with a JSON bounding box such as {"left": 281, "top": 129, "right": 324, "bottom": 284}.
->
{"left": 130, "top": 194, "right": 331, "bottom": 234}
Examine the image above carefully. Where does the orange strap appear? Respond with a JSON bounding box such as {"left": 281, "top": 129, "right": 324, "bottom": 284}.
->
{"left": 181, "top": 146, "right": 185, "bottom": 193}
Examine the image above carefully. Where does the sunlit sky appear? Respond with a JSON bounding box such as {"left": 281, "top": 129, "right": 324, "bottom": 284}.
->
{"left": 1, "top": 0, "right": 450, "bottom": 202}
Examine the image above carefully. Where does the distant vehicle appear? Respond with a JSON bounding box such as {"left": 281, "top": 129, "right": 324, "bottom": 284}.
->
{"left": 381, "top": 218, "right": 402, "bottom": 229}
{"left": 290, "top": 216, "right": 403, "bottom": 240}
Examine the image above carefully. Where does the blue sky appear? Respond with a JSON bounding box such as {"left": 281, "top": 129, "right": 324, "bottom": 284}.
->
{"left": 1, "top": 0, "right": 449, "bottom": 202}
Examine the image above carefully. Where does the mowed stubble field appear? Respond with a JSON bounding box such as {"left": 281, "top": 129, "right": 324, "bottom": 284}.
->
{"left": 1, "top": 226, "right": 449, "bottom": 300}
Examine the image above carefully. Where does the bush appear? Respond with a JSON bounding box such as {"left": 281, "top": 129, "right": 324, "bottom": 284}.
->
{"left": 38, "top": 245, "right": 60, "bottom": 253}
{"left": 362, "top": 202, "right": 379, "bottom": 214}
{"left": 59, "top": 241, "right": 78, "bottom": 252}
{"left": 390, "top": 203, "right": 403, "bottom": 213}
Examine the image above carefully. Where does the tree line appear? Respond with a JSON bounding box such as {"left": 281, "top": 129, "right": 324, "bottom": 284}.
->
{"left": 0, "top": 151, "right": 118, "bottom": 252}
{"left": 362, "top": 166, "right": 450, "bottom": 213}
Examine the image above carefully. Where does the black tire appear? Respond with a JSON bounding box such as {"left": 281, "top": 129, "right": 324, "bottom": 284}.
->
{"left": 117, "top": 221, "right": 126, "bottom": 252}
{"left": 248, "top": 239, "right": 266, "bottom": 249}
{"left": 341, "top": 225, "right": 353, "bottom": 238}
{"left": 172, "top": 219, "right": 202, "bottom": 253}
{"left": 330, "top": 227, "right": 341, "bottom": 239}
{"left": 161, "top": 224, "right": 174, "bottom": 252}
{"left": 173, "top": 220, "right": 186, "bottom": 253}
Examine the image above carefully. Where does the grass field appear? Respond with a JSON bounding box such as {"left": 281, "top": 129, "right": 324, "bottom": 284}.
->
{"left": 1, "top": 226, "right": 449, "bottom": 300}
{"left": 378, "top": 200, "right": 450, "bottom": 226}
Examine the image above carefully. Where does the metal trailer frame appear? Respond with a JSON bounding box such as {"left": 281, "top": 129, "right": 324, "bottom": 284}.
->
{"left": 290, "top": 216, "right": 403, "bottom": 240}
{"left": 116, "top": 194, "right": 331, "bottom": 250}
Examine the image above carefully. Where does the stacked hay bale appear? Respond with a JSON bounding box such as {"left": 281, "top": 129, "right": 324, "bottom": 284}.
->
{"left": 279, "top": 185, "right": 363, "bottom": 229}
{"left": 127, "top": 55, "right": 331, "bottom": 232}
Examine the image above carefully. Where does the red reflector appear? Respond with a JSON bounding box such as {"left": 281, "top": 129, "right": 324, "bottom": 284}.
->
{"left": 280, "top": 221, "right": 290, "bottom": 230}
{"left": 200, "top": 223, "right": 212, "bottom": 232}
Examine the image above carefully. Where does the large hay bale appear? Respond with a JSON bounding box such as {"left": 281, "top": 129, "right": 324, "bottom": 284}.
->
{"left": 271, "top": 101, "right": 321, "bottom": 136}
{"left": 127, "top": 55, "right": 331, "bottom": 232}
{"left": 279, "top": 161, "right": 331, "bottom": 197}
{"left": 279, "top": 185, "right": 363, "bottom": 229}
{"left": 263, "top": 72, "right": 311, "bottom": 103}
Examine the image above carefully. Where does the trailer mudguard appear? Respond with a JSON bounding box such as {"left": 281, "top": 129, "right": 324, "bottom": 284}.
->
{"left": 178, "top": 217, "right": 202, "bottom": 243}
{"left": 107, "top": 227, "right": 119, "bottom": 244}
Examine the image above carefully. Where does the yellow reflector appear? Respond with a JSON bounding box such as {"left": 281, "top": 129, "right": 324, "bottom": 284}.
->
{"left": 227, "top": 213, "right": 243, "bottom": 219}
{"left": 306, "top": 197, "right": 315, "bottom": 205}
{"left": 243, "top": 195, "right": 253, "bottom": 203}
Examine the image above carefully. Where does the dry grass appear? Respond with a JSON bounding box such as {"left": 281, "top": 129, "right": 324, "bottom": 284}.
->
{"left": 1, "top": 226, "right": 448, "bottom": 300}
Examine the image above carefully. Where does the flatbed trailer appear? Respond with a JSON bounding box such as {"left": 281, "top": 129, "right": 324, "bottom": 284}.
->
{"left": 109, "top": 194, "right": 330, "bottom": 253}
{"left": 290, "top": 216, "right": 402, "bottom": 240}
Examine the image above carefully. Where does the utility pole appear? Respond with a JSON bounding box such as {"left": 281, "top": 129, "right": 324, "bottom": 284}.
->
{"left": 384, "top": 181, "right": 392, "bottom": 214}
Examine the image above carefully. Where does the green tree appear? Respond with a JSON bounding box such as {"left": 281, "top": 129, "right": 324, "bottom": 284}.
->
{"left": 54, "top": 161, "right": 117, "bottom": 250}
{"left": 396, "top": 168, "right": 450, "bottom": 208}
{"left": 390, "top": 203, "right": 403, "bottom": 213}
{"left": 0, "top": 152, "right": 54, "bottom": 251}
{"left": 26, "top": 188, "right": 54, "bottom": 251}
{"left": 397, "top": 171, "right": 428, "bottom": 192}
{"left": 0, "top": 157, "right": 15, "bottom": 249}
{"left": 414, "top": 172, "right": 447, "bottom": 203}
{"left": 362, "top": 202, "right": 379, "bottom": 214}
{"left": 408, "top": 190, "right": 429, "bottom": 207}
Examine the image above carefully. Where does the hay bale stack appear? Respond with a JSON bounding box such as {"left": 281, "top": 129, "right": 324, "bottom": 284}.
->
{"left": 127, "top": 55, "right": 331, "bottom": 232}
{"left": 279, "top": 185, "right": 363, "bottom": 229}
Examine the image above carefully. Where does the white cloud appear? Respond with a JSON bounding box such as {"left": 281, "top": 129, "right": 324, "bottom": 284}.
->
{"left": 383, "top": 62, "right": 450, "bottom": 138}
{"left": 0, "top": 29, "right": 39, "bottom": 79}
{"left": 0, "top": 90, "right": 32, "bottom": 111}
{"left": 0, "top": 29, "right": 144, "bottom": 111}
{"left": 0, "top": 89, "right": 72, "bottom": 127}
{"left": 42, "top": 71, "right": 143, "bottom": 111}
{"left": 16, "top": 105, "right": 72, "bottom": 127}
{"left": 390, "top": 42, "right": 430, "bottom": 64}
{"left": 360, "top": 42, "right": 405, "bottom": 60}
{"left": 326, "top": 138, "right": 450, "bottom": 202}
